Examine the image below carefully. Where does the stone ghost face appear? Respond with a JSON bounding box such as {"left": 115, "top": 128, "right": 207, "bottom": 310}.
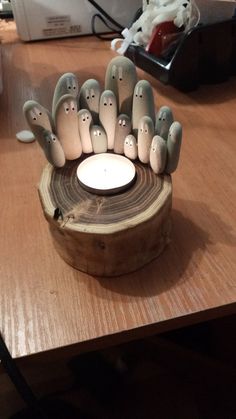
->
{"left": 138, "top": 116, "right": 154, "bottom": 137}
{"left": 78, "top": 109, "right": 93, "bottom": 154}
{"left": 64, "top": 73, "right": 79, "bottom": 96}
{"left": 124, "top": 134, "right": 138, "bottom": 160}
{"left": 134, "top": 80, "right": 152, "bottom": 104}
{"left": 79, "top": 79, "right": 100, "bottom": 122}
{"left": 55, "top": 94, "right": 81, "bottom": 160}
{"left": 105, "top": 56, "right": 137, "bottom": 116}
{"left": 24, "top": 101, "right": 52, "bottom": 131}
{"left": 90, "top": 125, "right": 107, "bottom": 154}
{"left": 101, "top": 91, "right": 116, "bottom": 108}
{"left": 156, "top": 106, "right": 174, "bottom": 140}
{"left": 42, "top": 130, "right": 66, "bottom": 168}
{"left": 78, "top": 109, "right": 92, "bottom": 125}
{"left": 62, "top": 98, "right": 77, "bottom": 115}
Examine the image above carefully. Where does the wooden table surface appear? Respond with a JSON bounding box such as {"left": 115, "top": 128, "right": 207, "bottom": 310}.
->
{"left": 0, "top": 22, "right": 236, "bottom": 360}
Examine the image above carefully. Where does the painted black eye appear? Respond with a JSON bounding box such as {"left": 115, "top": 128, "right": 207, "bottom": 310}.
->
{"left": 112, "top": 76, "right": 115, "bottom": 79}
{"left": 86, "top": 116, "right": 89, "bottom": 119}
{"left": 66, "top": 107, "right": 69, "bottom": 112}
{"left": 92, "top": 95, "right": 95, "bottom": 98}
{"left": 39, "top": 112, "right": 42, "bottom": 116}
{"left": 73, "top": 86, "right": 76, "bottom": 89}
{"left": 33, "top": 117, "right": 37, "bottom": 120}
{"left": 119, "top": 78, "right": 122, "bottom": 81}
{"left": 86, "top": 96, "right": 89, "bottom": 100}
{"left": 135, "top": 94, "right": 138, "bottom": 97}
{"left": 68, "top": 86, "right": 71, "bottom": 89}
{"left": 109, "top": 103, "right": 112, "bottom": 106}
{"left": 82, "top": 118, "right": 86, "bottom": 122}
{"left": 72, "top": 107, "right": 75, "bottom": 111}
{"left": 104, "top": 103, "right": 107, "bottom": 106}
{"left": 140, "top": 95, "right": 143, "bottom": 98}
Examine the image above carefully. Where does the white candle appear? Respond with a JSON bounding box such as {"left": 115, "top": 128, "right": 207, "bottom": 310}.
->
{"left": 77, "top": 153, "right": 136, "bottom": 195}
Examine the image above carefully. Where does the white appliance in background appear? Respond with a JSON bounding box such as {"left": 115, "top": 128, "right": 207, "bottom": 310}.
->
{"left": 11, "top": 0, "right": 141, "bottom": 41}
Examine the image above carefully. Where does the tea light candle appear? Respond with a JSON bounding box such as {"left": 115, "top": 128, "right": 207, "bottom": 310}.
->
{"left": 77, "top": 153, "right": 136, "bottom": 195}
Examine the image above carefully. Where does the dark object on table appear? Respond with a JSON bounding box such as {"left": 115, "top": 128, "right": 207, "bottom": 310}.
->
{"left": 126, "top": 18, "right": 236, "bottom": 91}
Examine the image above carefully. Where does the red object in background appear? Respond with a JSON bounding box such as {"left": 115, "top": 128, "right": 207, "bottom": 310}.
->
{"left": 146, "top": 21, "right": 183, "bottom": 57}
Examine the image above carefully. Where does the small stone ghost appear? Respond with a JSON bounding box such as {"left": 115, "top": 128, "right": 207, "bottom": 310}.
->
{"left": 42, "top": 130, "right": 66, "bottom": 168}
{"left": 78, "top": 109, "right": 93, "bottom": 153}
{"left": 137, "top": 116, "right": 154, "bottom": 164}
{"left": 79, "top": 79, "right": 101, "bottom": 123}
{"left": 105, "top": 56, "right": 137, "bottom": 117}
{"left": 99, "top": 90, "right": 117, "bottom": 150}
{"left": 149, "top": 135, "right": 167, "bottom": 174}
{"left": 166, "top": 121, "right": 182, "bottom": 174}
{"left": 124, "top": 135, "right": 138, "bottom": 160}
{"left": 155, "top": 106, "right": 174, "bottom": 141}
{"left": 114, "top": 115, "right": 131, "bottom": 155}
{"left": 23, "top": 100, "right": 53, "bottom": 149}
{"left": 55, "top": 94, "right": 82, "bottom": 160}
{"left": 90, "top": 125, "right": 108, "bottom": 154}
{"left": 52, "top": 73, "right": 79, "bottom": 121}
{"left": 132, "top": 80, "right": 155, "bottom": 137}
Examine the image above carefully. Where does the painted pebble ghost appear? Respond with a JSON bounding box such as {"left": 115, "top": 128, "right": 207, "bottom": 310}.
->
{"left": 99, "top": 90, "right": 117, "bottom": 150}
{"left": 137, "top": 116, "right": 154, "bottom": 164}
{"left": 124, "top": 135, "right": 138, "bottom": 160}
{"left": 55, "top": 94, "right": 82, "bottom": 160}
{"left": 132, "top": 80, "right": 155, "bottom": 137}
{"left": 79, "top": 79, "right": 101, "bottom": 123}
{"left": 52, "top": 72, "right": 79, "bottom": 121}
{"left": 166, "top": 121, "right": 182, "bottom": 174}
{"left": 105, "top": 56, "right": 137, "bottom": 117}
{"left": 155, "top": 106, "right": 174, "bottom": 141}
{"left": 114, "top": 114, "right": 131, "bottom": 155}
{"left": 90, "top": 125, "right": 108, "bottom": 154}
{"left": 78, "top": 109, "right": 93, "bottom": 153}
{"left": 42, "top": 130, "right": 66, "bottom": 168}
{"left": 150, "top": 135, "right": 167, "bottom": 174}
{"left": 23, "top": 100, "right": 53, "bottom": 149}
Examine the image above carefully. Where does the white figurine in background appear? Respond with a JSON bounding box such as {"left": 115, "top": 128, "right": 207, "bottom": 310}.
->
{"left": 90, "top": 125, "right": 108, "bottom": 154}
{"left": 99, "top": 90, "right": 117, "bottom": 150}
{"left": 166, "top": 121, "right": 182, "bottom": 173}
{"left": 42, "top": 130, "right": 66, "bottom": 168}
{"left": 79, "top": 79, "right": 101, "bottom": 123}
{"left": 105, "top": 56, "right": 137, "bottom": 117}
{"left": 132, "top": 80, "right": 155, "bottom": 137}
{"left": 114, "top": 115, "right": 131, "bottom": 155}
{"left": 55, "top": 94, "right": 82, "bottom": 160}
{"left": 124, "top": 135, "right": 138, "bottom": 160}
{"left": 155, "top": 106, "right": 174, "bottom": 141}
{"left": 52, "top": 73, "right": 79, "bottom": 122}
{"left": 137, "top": 116, "right": 154, "bottom": 164}
{"left": 150, "top": 135, "right": 167, "bottom": 174}
{"left": 23, "top": 100, "right": 53, "bottom": 148}
{"left": 78, "top": 109, "right": 93, "bottom": 154}
{"left": 111, "top": 0, "right": 193, "bottom": 53}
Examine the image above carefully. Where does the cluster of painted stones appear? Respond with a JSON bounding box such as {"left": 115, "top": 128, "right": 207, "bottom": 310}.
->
{"left": 23, "top": 56, "right": 182, "bottom": 174}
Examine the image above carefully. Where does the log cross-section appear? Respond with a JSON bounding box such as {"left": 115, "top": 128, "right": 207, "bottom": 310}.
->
{"left": 38, "top": 157, "right": 172, "bottom": 276}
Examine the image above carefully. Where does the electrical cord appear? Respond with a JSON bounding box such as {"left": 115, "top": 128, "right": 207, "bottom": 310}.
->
{"left": 87, "top": 0, "right": 125, "bottom": 39}
{"left": 91, "top": 13, "right": 122, "bottom": 40}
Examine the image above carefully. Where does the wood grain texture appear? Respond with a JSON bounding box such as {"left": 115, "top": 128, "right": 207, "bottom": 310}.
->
{"left": 38, "top": 160, "right": 172, "bottom": 276}
{"left": 0, "top": 22, "right": 236, "bottom": 360}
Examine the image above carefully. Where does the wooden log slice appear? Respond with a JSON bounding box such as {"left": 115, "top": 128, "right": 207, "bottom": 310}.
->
{"left": 38, "top": 156, "right": 172, "bottom": 276}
